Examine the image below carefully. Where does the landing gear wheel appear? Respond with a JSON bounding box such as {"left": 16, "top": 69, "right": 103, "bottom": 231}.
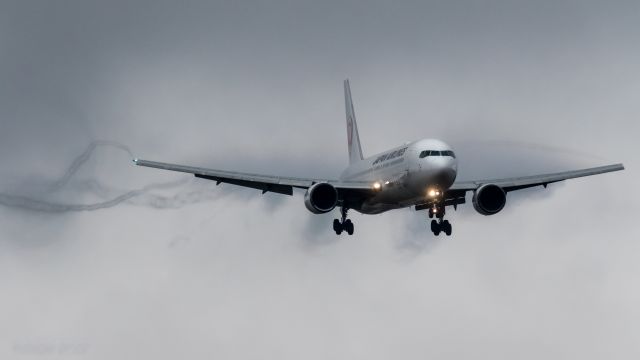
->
{"left": 431, "top": 220, "right": 441, "bottom": 236}
{"left": 344, "top": 219, "right": 354, "bottom": 235}
{"left": 442, "top": 220, "right": 452, "bottom": 236}
{"left": 333, "top": 219, "right": 343, "bottom": 235}
{"left": 333, "top": 208, "right": 354, "bottom": 235}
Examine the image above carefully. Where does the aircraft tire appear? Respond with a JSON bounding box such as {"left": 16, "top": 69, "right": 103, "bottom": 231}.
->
{"left": 431, "top": 220, "right": 440, "bottom": 235}
{"left": 333, "top": 219, "right": 343, "bottom": 235}
{"left": 443, "top": 220, "right": 452, "bottom": 236}
{"left": 345, "top": 219, "right": 354, "bottom": 235}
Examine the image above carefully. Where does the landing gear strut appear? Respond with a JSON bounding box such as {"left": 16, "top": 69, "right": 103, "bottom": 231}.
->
{"left": 333, "top": 207, "right": 354, "bottom": 235}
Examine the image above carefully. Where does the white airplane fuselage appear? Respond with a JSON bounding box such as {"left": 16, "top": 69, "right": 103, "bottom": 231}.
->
{"left": 340, "top": 138, "right": 457, "bottom": 214}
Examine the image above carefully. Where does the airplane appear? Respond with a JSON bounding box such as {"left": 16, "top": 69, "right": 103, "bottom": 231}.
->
{"left": 134, "top": 80, "right": 624, "bottom": 236}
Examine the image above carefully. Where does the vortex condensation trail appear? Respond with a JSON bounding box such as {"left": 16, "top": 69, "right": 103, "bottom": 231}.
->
{"left": 0, "top": 141, "right": 218, "bottom": 213}
{"left": 0, "top": 181, "right": 184, "bottom": 212}
{"left": 47, "top": 141, "right": 135, "bottom": 192}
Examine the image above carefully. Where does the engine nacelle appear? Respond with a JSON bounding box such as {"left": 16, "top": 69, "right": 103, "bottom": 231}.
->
{"left": 472, "top": 184, "right": 506, "bottom": 215}
{"left": 304, "top": 182, "right": 339, "bottom": 214}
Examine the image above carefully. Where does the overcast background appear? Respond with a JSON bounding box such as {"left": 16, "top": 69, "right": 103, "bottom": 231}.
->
{"left": 0, "top": 0, "right": 638, "bottom": 359}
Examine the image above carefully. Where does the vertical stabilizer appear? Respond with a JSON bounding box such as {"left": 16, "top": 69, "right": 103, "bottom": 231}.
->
{"left": 344, "top": 79, "right": 364, "bottom": 164}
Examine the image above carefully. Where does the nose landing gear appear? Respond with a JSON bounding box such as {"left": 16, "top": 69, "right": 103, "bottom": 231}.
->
{"left": 428, "top": 206, "right": 441, "bottom": 218}
{"left": 333, "top": 207, "right": 354, "bottom": 235}
{"left": 428, "top": 205, "right": 452, "bottom": 236}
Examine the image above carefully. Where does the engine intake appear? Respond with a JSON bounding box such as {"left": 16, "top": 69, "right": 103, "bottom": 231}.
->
{"left": 472, "top": 184, "right": 506, "bottom": 215}
{"left": 304, "top": 183, "right": 339, "bottom": 214}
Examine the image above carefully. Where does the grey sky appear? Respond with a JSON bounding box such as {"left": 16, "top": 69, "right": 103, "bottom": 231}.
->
{"left": 0, "top": 1, "right": 638, "bottom": 359}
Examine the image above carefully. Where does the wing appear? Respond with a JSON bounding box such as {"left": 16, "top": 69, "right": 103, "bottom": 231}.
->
{"left": 442, "top": 163, "right": 624, "bottom": 205}
{"left": 133, "top": 159, "right": 373, "bottom": 196}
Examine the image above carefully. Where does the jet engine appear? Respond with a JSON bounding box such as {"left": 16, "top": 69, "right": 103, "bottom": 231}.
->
{"left": 304, "top": 182, "right": 339, "bottom": 214}
{"left": 472, "top": 184, "right": 506, "bottom": 215}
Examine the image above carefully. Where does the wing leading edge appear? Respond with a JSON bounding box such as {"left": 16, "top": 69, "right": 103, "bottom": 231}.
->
{"left": 444, "top": 163, "right": 624, "bottom": 202}
{"left": 133, "top": 159, "right": 373, "bottom": 196}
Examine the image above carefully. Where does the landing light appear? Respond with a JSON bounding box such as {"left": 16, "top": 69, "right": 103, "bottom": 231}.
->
{"left": 373, "top": 182, "right": 382, "bottom": 190}
{"left": 428, "top": 189, "right": 441, "bottom": 197}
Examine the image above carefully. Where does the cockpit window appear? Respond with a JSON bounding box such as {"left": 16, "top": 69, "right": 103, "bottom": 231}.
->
{"left": 419, "top": 150, "right": 456, "bottom": 158}
{"left": 442, "top": 150, "right": 456, "bottom": 158}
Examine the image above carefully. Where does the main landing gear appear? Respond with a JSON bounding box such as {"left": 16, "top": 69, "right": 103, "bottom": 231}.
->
{"left": 429, "top": 205, "right": 452, "bottom": 236}
{"left": 431, "top": 218, "right": 452, "bottom": 236}
{"left": 333, "top": 207, "right": 354, "bottom": 235}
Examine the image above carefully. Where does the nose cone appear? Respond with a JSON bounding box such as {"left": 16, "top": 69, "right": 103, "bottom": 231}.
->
{"left": 433, "top": 157, "right": 457, "bottom": 188}
{"left": 435, "top": 166, "right": 457, "bottom": 188}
